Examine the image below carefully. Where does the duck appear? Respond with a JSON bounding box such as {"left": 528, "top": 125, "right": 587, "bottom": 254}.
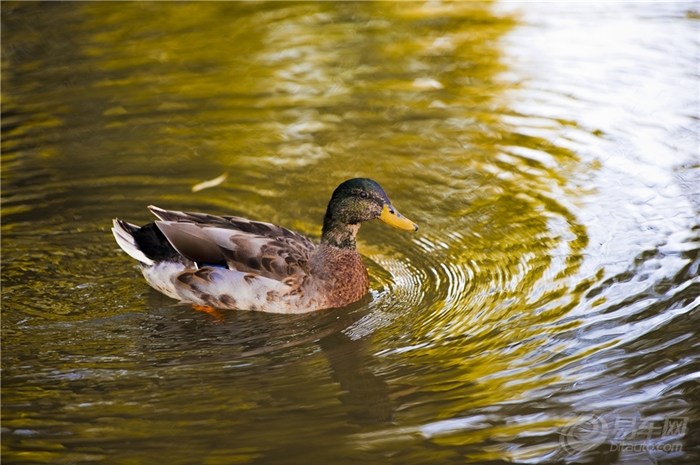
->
{"left": 111, "top": 178, "right": 418, "bottom": 313}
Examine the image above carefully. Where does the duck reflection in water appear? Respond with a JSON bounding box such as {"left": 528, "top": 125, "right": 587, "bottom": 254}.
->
{"left": 140, "top": 300, "right": 395, "bottom": 426}
{"left": 319, "top": 330, "right": 393, "bottom": 425}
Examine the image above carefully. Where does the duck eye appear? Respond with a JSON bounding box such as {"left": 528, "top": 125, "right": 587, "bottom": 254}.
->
{"left": 358, "top": 191, "right": 369, "bottom": 199}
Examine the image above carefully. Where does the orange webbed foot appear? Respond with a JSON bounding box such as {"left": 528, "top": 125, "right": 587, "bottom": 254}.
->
{"left": 191, "top": 304, "right": 225, "bottom": 323}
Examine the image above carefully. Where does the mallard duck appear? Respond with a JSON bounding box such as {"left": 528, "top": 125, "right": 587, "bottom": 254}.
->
{"left": 112, "top": 178, "right": 418, "bottom": 313}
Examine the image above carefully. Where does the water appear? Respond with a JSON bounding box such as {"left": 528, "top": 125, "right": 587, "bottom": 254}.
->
{"left": 2, "top": 2, "right": 698, "bottom": 464}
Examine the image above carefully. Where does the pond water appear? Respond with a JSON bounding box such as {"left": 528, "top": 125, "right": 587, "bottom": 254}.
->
{"left": 2, "top": 2, "right": 698, "bottom": 464}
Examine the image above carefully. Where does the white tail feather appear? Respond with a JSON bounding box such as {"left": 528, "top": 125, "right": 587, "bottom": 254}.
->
{"left": 111, "top": 219, "right": 154, "bottom": 265}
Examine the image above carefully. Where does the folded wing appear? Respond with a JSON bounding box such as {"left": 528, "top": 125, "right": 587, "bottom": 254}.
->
{"left": 148, "top": 206, "right": 315, "bottom": 283}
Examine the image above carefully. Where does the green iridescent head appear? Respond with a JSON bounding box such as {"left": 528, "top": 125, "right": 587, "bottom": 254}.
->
{"left": 321, "top": 178, "right": 417, "bottom": 248}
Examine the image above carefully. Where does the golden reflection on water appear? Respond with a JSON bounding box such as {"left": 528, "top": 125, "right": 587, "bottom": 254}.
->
{"left": 2, "top": 2, "right": 698, "bottom": 465}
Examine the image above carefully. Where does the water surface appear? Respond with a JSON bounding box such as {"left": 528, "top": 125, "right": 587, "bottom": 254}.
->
{"left": 2, "top": 2, "right": 698, "bottom": 464}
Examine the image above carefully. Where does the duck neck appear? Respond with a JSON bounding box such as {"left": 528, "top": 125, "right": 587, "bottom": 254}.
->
{"left": 321, "top": 216, "right": 360, "bottom": 249}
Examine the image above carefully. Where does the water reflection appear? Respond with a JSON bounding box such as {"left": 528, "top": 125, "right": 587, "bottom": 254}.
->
{"left": 2, "top": 1, "right": 698, "bottom": 464}
{"left": 319, "top": 331, "right": 393, "bottom": 425}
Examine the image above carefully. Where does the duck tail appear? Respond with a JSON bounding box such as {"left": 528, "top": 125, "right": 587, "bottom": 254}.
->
{"left": 112, "top": 219, "right": 155, "bottom": 265}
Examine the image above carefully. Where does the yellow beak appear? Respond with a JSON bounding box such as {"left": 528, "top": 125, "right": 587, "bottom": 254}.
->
{"left": 379, "top": 204, "right": 418, "bottom": 232}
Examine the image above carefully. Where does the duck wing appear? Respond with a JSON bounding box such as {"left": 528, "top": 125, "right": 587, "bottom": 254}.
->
{"left": 148, "top": 206, "right": 315, "bottom": 283}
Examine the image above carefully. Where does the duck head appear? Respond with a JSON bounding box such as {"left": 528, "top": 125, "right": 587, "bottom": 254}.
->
{"left": 321, "top": 178, "right": 418, "bottom": 248}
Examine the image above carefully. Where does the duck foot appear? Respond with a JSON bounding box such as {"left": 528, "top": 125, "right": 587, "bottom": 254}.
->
{"left": 191, "top": 304, "right": 225, "bottom": 322}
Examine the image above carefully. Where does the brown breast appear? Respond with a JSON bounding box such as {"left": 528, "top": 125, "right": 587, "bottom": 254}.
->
{"left": 308, "top": 245, "right": 369, "bottom": 308}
